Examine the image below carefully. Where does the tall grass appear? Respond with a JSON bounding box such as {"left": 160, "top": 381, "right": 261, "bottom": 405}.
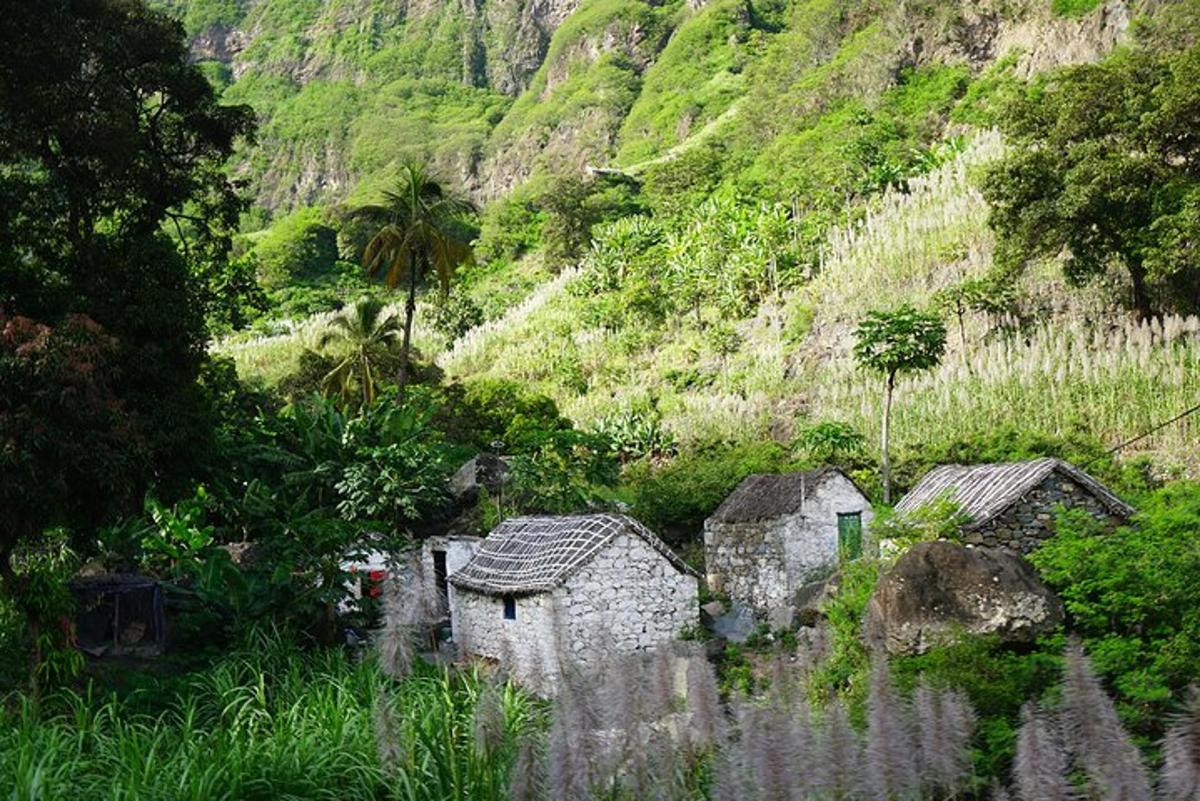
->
{"left": 5, "top": 631, "right": 1197, "bottom": 800}
{"left": 0, "top": 635, "right": 536, "bottom": 801}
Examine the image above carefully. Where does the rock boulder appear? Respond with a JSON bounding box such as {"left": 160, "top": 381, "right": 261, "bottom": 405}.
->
{"left": 450, "top": 453, "right": 510, "bottom": 504}
{"left": 864, "top": 541, "right": 1063, "bottom": 656}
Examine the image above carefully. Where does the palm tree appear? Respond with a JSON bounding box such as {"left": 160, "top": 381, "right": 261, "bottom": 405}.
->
{"left": 349, "top": 161, "right": 476, "bottom": 396}
{"left": 318, "top": 298, "right": 403, "bottom": 408}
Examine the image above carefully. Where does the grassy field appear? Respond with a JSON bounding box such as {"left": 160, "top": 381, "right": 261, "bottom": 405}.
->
{"left": 0, "top": 638, "right": 537, "bottom": 801}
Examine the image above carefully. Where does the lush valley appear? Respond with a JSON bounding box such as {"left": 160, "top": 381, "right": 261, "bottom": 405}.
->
{"left": 4, "top": 0, "right": 1200, "bottom": 798}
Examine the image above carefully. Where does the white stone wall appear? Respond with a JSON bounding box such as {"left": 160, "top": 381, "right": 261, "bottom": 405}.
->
{"left": 424, "top": 536, "right": 481, "bottom": 618}
{"left": 556, "top": 532, "right": 698, "bottom": 678}
{"left": 704, "top": 473, "right": 874, "bottom": 615}
{"left": 452, "top": 533, "right": 698, "bottom": 693}
{"left": 451, "top": 590, "right": 562, "bottom": 691}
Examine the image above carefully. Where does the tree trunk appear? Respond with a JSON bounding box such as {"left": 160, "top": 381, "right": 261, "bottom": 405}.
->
{"left": 398, "top": 260, "right": 419, "bottom": 399}
{"left": 1129, "top": 261, "right": 1153, "bottom": 322}
{"left": 881, "top": 372, "right": 895, "bottom": 505}
{"left": 957, "top": 305, "right": 974, "bottom": 377}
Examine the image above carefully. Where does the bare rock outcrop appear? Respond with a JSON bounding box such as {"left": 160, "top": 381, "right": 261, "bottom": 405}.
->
{"left": 864, "top": 540, "right": 1063, "bottom": 656}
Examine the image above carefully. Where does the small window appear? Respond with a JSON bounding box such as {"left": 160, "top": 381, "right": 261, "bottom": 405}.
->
{"left": 838, "top": 512, "right": 863, "bottom": 561}
{"left": 502, "top": 595, "right": 516, "bottom": 620}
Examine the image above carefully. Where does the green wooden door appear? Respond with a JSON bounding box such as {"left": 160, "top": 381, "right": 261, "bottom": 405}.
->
{"left": 838, "top": 512, "right": 863, "bottom": 561}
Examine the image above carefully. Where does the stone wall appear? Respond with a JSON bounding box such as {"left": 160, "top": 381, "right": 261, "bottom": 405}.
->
{"left": 452, "top": 533, "right": 698, "bottom": 693}
{"left": 451, "top": 590, "right": 561, "bottom": 691}
{"left": 424, "top": 536, "right": 481, "bottom": 617}
{"left": 965, "top": 472, "right": 1125, "bottom": 554}
{"left": 703, "top": 517, "right": 792, "bottom": 614}
{"left": 556, "top": 532, "right": 698, "bottom": 678}
{"left": 703, "top": 473, "right": 873, "bottom": 616}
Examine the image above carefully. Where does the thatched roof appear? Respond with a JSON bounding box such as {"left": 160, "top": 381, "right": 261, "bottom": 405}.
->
{"left": 708, "top": 468, "right": 861, "bottom": 524}
{"left": 449, "top": 513, "right": 695, "bottom": 597}
{"left": 895, "top": 457, "right": 1134, "bottom": 530}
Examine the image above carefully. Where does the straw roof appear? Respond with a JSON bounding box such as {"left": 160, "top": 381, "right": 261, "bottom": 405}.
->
{"left": 895, "top": 457, "right": 1134, "bottom": 530}
{"left": 449, "top": 513, "right": 694, "bottom": 596}
{"left": 708, "top": 468, "right": 862, "bottom": 524}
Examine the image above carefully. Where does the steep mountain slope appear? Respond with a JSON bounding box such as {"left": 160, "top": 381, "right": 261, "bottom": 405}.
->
{"left": 163, "top": 0, "right": 1133, "bottom": 211}
{"left": 203, "top": 0, "right": 1200, "bottom": 475}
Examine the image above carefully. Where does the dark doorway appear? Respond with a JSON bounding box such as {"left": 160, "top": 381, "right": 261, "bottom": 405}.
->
{"left": 432, "top": 549, "right": 449, "bottom": 611}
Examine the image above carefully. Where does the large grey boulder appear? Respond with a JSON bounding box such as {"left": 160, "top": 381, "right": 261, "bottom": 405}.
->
{"left": 450, "top": 453, "right": 510, "bottom": 504}
{"left": 864, "top": 541, "right": 1063, "bottom": 656}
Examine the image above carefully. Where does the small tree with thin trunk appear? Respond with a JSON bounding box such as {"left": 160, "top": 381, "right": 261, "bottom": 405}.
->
{"left": 349, "top": 162, "right": 476, "bottom": 397}
{"left": 853, "top": 305, "right": 946, "bottom": 504}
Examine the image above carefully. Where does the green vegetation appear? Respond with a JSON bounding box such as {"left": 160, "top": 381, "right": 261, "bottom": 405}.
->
{"left": 853, "top": 306, "right": 948, "bottom": 504}
{"left": 0, "top": 639, "right": 538, "bottom": 799}
{"left": 1051, "top": 0, "right": 1104, "bottom": 18}
{"left": 7, "top": 0, "right": 1200, "bottom": 796}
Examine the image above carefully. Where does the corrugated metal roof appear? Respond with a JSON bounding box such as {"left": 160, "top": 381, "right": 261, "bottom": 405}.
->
{"left": 708, "top": 468, "right": 861, "bottom": 524}
{"left": 895, "top": 457, "right": 1134, "bottom": 529}
{"left": 449, "top": 513, "right": 695, "bottom": 596}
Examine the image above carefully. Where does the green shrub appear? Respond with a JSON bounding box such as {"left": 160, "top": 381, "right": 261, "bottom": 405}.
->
{"left": 1030, "top": 481, "right": 1200, "bottom": 738}
{"left": 428, "top": 289, "right": 485, "bottom": 341}
{"left": 625, "top": 441, "right": 795, "bottom": 544}
{"left": 807, "top": 558, "right": 882, "bottom": 714}
{"left": 251, "top": 207, "right": 340, "bottom": 289}
{"left": 435, "top": 378, "right": 572, "bottom": 452}
{"left": 1051, "top": 0, "right": 1103, "bottom": 17}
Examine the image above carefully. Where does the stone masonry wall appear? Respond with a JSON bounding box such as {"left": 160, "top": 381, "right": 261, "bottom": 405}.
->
{"left": 703, "top": 517, "right": 792, "bottom": 614}
{"left": 704, "top": 473, "right": 873, "bottom": 616}
{"left": 556, "top": 532, "right": 698, "bottom": 679}
{"left": 453, "top": 533, "right": 697, "bottom": 693}
{"left": 451, "top": 589, "right": 561, "bottom": 692}
{"left": 965, "top": 472, "right": 1124, "bottom": 554}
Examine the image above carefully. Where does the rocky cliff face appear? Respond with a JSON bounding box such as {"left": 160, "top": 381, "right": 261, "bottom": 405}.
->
{"left": 165, "top": 0, "right": 1138, "bottom": 213}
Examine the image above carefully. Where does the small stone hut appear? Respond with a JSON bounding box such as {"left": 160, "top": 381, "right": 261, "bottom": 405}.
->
{"left": 895, "top": 457, "right": 1134, "bottom": 554}
{"left": 703, "top": 468, "right": 874, "bottom": 616}
{"left": 449, "top": 513, "right": 698, "bottom": 692}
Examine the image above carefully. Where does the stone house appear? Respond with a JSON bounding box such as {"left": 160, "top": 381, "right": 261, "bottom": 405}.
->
{"left": 895, "top": 457, "right": 1134, "bottom": 554}
{"left": 703, "top": 468, "right": 875, "bottom": 616}
{"left": 448, "top": 513, "right": 698, "bottom": 692}
{"left": 340, "top": 536, "right": 481, "bottom": 622}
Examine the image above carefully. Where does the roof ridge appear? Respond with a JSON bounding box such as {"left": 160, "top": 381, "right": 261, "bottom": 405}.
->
{"left": 449, "top": 512, "right": 693, "bottom": 596}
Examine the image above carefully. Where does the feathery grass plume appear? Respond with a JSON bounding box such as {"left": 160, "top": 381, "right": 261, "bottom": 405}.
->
{"left": 377, "top": 575, "right": 415, "bottom": 679}
{"left": 915, "top": 680, "right": 977, "bottom": 796}
{"left": 1061, "top": 641, "right": 1152, "bottom": 801}
{"left": 712, "top": 696, "right": 755, "bottom": 801}
{"left": 637, "top": 644, "right": 680, "bottom": 725}
{"left": 817, "top": 697, "right": 864, "bottom": 800}
{"left": 373, "top": 693, "right": 406, "bottom": 776}
{"left": 377, "top": 552, "right": 445, "bottom": 678}
{"left": 509, "top": 732, "right": 546, "bottom": 801}
{"left": 595, "top": 653, "right": 638, "bottom": 781}
{"left": 937, "top": 687, "right": 977, "bottom": 794}
{"left": 1013, "top": 701, "right": 1072, "bottom": 801}
{"left": 685, "top": 652, "right": 725, "bottom": 751}
{"left": 786, "top": 693, "right": 817, "bottom": 800}
{"left": 473, "top": 677, "right": 507, "bottom": 757}
{"left": 795, "top": 623, "right": 832, "bottom": 675}
{"left": 866, "top": 658, "right": 919, "bottom": 801}
{"left": 991, "top": 781, "right": 1013, "bottom": 801}
{"left": 745, "top": 700, "right": 794, "bottom": 801}
{"left": 549, "top": 670, "right": 602, "bottom": 800}
{"left": 1159, "top": 688, "right": 1200, "bottom": 801}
